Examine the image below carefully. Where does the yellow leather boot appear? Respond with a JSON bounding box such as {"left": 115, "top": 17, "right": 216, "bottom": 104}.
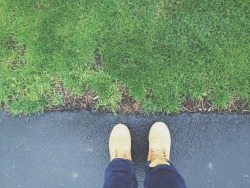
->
{"left": 147, "top": 122, "right": 171, "bottom": 167}
{"left": 109, "top": 124, "right": 132, "bottom": 161}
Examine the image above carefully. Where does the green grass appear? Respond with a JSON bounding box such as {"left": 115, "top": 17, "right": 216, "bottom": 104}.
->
{"left": 0, "top": 0, "right": 249, "bottom": 114}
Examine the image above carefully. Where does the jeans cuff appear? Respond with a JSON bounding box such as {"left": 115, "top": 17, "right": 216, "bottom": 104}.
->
{"left": 144, "top": 161, "right": 177, "bottom": 173}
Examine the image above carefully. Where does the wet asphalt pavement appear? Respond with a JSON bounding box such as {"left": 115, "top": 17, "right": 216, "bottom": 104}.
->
{"left": 0, "top": 111, "right": 249, "bottom": 188}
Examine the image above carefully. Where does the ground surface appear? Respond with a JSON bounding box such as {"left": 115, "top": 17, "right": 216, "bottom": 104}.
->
{"left": 1, "top": 0, "right": 249, "bottom": 114}
{"left": 0, "top": 111, "right": 249, "bottom": 188}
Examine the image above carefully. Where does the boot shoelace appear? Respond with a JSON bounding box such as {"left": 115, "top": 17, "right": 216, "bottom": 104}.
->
{"left": 148, "top": 148, "right": 169, "bottom": 167}
{"left": 112, "top": 149, "right": 130, "bottom": 160}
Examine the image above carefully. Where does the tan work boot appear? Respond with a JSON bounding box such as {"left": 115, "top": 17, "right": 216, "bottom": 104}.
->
{"left": 109, "top": 124, "right": 132, "bottom": 161}
{"left": 147, "top": 122, "right": 171, "bottom": 167}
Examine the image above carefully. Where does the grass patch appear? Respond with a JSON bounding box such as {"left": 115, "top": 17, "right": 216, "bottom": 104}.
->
{"left": 0, "top": 0, "right": 249, "bottom": 114}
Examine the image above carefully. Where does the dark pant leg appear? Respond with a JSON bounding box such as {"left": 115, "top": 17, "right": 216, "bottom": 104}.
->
{"left": 144, "top": 161, "right": 186, "bottom": 188}
{"left": 103, "top": 158, "right": 138, "bottom": 188}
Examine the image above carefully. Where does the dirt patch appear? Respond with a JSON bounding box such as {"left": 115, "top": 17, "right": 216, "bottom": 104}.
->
{"left": 47, "top": 79, "right": 97, "bottom": 112}
{"left": 47, "top": 88, "right": 97, "bottom": 112}
{"left": 183, "top": 97, "right": 213, "bottom": 112}
{"left": 182, "top": 97, "right": 249, "bottom": 113}
{"left": 118, "top": 85, "right": 141, "bottom": 114}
